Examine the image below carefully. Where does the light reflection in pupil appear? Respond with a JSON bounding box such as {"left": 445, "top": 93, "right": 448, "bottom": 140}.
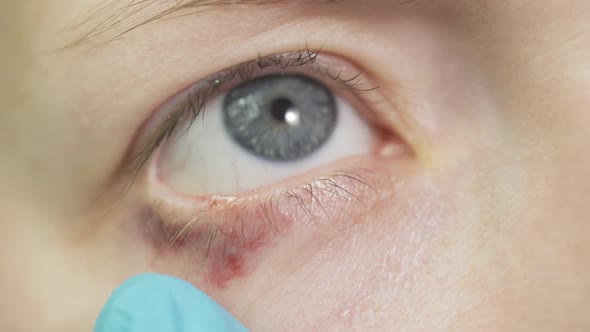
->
{"left": 284, "top": 110, "right": 301, "bottom": 126}
{"left": 271, "top": 97, "right": 301, "bottom": 127}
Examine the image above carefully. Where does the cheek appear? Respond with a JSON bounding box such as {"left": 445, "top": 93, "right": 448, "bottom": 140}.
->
{"left": 237, "top": 168, "right": 466, "bottom": 331}
{"left": 241, "top": 147, "right": 528, "bottom": 331}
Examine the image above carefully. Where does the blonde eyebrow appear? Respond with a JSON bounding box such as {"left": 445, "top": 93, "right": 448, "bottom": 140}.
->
{"left": 67, "top": 0, "right": 336, "bottom": 47}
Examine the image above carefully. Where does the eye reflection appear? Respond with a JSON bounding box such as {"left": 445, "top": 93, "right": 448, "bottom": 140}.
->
{"left": 271, "top": 98, "right": 301, "bottom": 127}
{"left": 223, "top": 74, "right": 337, "bottom": 162}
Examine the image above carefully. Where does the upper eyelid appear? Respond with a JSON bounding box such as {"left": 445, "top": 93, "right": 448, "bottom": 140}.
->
{"left": 123, "top": 49, "right": 378, "bottom": 176}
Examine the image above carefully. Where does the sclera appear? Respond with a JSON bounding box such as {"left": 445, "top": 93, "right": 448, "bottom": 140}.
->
{"left": 157, "top": 90, "right": 376, "bottom": 196}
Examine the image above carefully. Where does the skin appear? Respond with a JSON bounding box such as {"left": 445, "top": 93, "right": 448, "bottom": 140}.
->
{"left": 1, "top": 0, "right": 589, "bottom": 331}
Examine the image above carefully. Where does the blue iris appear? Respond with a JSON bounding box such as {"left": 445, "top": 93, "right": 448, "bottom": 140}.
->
{"left": 223, "top": 74, "right": 337, "bottom": 161}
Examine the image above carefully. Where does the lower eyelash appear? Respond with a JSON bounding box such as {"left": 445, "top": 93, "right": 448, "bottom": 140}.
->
{"left": 143, "top": 168, "right": 377, "bottom": 285}
{"left": 159, "top": 169, "right": 373, "bottom": 250}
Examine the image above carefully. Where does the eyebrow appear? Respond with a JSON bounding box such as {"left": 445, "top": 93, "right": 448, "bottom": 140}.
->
{"left": 68, "top": 0, "right": 333, "bottom": 47}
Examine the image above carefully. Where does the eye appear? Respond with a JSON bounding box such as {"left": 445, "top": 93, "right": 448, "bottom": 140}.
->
{"left": 223, "top": 74, "right": 337, "bottom": 162}
{"left": 135, "top": 51, "right": 391, "bottom": 196}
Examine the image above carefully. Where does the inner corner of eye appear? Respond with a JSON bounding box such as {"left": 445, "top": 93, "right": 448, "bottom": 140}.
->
{"left": 153, "top": 71, "right": 380, "bottom": 198}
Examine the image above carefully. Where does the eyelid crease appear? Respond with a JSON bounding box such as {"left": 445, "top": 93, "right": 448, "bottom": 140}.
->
{"left": 123, "top": 48, "right": 379, "bottom": 180}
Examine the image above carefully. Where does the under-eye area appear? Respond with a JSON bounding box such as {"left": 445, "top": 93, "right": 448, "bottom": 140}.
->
{"left": 143, "top": 162, "right": 389, "bottom": 288}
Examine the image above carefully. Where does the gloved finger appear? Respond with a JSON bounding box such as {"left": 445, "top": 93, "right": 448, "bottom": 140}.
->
{"left": 94, "top": 273, "right": 249, "bottom": 332}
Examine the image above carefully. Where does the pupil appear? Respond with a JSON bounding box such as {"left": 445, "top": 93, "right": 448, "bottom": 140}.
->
{"left": 271, "top": 97, "right": 295, "bottom": 122}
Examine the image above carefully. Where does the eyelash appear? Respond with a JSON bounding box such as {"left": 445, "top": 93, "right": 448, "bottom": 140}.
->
{"left": 146, "top": 168, "right": 379, "bottom": 267}
{"left": 125, "top": 47, "right": 378, "bottom": 175}
{"left": 129, "top": 48, "right": 389, "bottom": 266}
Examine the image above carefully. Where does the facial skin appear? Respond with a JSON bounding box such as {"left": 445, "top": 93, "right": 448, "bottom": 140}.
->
{"left": 1, "top": 0, "right": 590, "bottom": 331}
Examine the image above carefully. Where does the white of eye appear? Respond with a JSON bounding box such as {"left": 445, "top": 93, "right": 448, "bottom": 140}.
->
{"left": 157, "top": 91, "right": 376, "bottom": 196}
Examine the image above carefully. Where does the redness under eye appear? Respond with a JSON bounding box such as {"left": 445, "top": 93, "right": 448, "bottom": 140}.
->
{"left": 143, "top": 163, "right": 383, "bottom": 290}
{"left": 147, "top": 208, "right": 273, "bottom": 288}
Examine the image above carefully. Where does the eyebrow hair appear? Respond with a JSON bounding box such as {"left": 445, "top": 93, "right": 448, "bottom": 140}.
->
{"left": 68, "top": 0, "right": 339, "bottom": 48}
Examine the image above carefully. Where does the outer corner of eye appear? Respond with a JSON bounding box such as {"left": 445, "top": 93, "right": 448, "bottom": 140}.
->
{"left": 135, "top": 52, "right": 407, "bottom": 202}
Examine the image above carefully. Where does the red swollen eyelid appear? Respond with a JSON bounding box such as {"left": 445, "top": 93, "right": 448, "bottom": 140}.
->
{"left": 143, "top": 148, "right": 392, "bottom": 291}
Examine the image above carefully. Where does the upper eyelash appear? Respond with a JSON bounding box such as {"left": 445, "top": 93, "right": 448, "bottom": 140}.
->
{"left": 124, "top": 48, "right": 378, "bottom": 176}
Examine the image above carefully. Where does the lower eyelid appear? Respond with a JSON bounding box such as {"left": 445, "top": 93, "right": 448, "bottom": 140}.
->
{"left": 142, "top": 155, "right": 394, "bottom": 288}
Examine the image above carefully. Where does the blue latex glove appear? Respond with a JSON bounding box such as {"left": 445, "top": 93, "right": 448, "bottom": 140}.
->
{"left": 94, "top": 273, "right": 249, "bottom": 332}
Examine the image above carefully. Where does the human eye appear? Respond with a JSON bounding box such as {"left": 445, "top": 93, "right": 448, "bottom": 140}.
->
{"left": 129, "top": 49, "right": 403, "bottom": 195}
{"left": 125, "top": 48, "right": 408, "bottom": 287}
{"left": 139, "top": 50, "right": 395, "bottom": 196}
